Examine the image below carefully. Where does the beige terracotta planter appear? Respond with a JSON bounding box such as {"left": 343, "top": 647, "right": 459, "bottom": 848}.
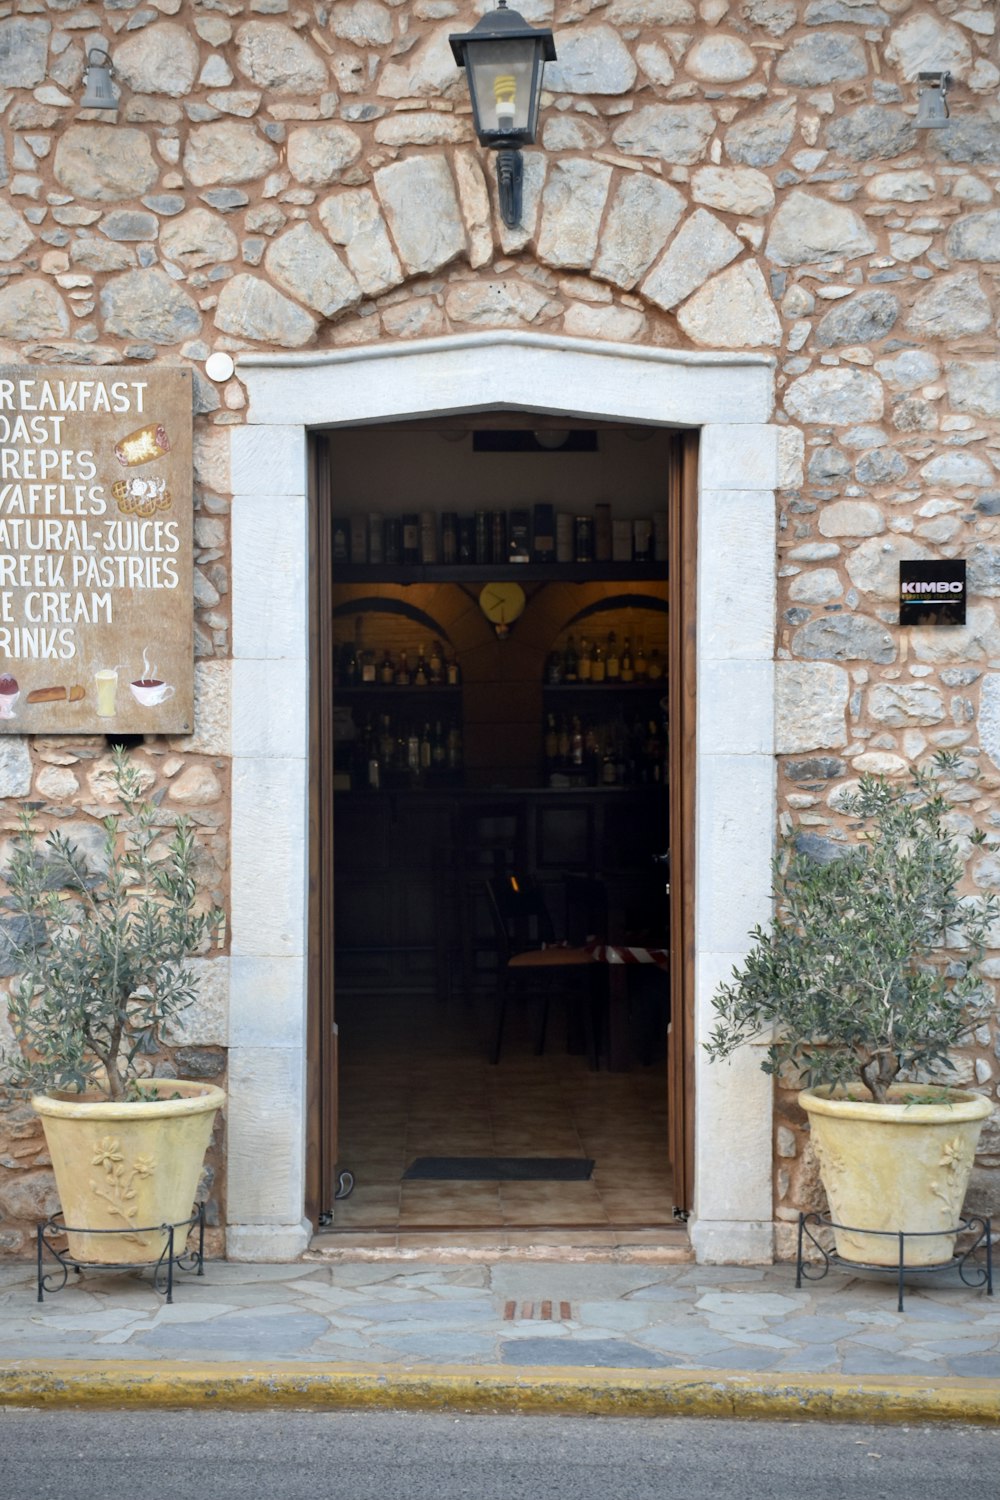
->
{"left": 32, "top": 1079, "right": 224, "bottom": 1264}
{"left": 800, "top": 1084, "right": 991, "bottom": 1267}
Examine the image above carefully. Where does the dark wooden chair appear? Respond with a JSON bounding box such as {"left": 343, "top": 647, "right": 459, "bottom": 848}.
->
{"left": 484, "top": 873, "right": 601, "bottom": 1068}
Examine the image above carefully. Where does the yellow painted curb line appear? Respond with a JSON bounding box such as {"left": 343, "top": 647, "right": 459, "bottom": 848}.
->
{"left": 1, "top": 1361, "right": 998, "bottom": 1425}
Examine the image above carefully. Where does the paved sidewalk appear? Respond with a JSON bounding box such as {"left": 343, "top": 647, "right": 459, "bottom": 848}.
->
{"left": 1, "top": 1253, "right": 998, "bottom": 1421}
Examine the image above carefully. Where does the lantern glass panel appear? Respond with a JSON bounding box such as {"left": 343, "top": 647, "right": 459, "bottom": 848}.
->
{"left": 465, "top": 38, "right": 543, "bottom": 142}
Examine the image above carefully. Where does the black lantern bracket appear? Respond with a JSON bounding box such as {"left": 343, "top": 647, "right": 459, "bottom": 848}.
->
{"left": 450, "top": 1, "right": 556, "bottom": 230}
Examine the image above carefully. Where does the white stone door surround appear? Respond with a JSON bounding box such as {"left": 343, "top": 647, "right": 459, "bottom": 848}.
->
{"left": 229, "top": 331, "right": 778, "bottom": 1264}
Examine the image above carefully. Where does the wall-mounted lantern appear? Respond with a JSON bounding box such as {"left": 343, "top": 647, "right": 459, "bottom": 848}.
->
{"left": 915, "top": 71, "right": 951, "bottom": 129}
{"left": 81, "top": 48, "right": 117, "bottom": 111}
{"left": 449, "top": 2, "right": 556, "bottom": 230}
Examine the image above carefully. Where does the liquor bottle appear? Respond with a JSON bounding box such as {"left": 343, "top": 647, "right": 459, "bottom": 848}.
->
{"left": 420, "top": 722, "right": 432, "bottom": 773}
{"left": 383, "top": 517, "right": 402, "bottom": 566}
{"left": 395, "top": 652, "right": 411, "bottom": 686}
{"left": 457, "top": 515, "right": 476, "bottom": 564}
{"left": 446, "top": 656, "right": 461, "bottom": 687}
{"left": 379, "top": 713, "right": 395, "bottom": 767}
{"left": 429, "top": 640, "right": 444, "bottom": 685}
{"left": 647, "top": 647, "right": 663, "bottom": 682}
{"left": 361, "top": 646, "right": 377, "bottom": 685}
{"left": 414, "top": 645, "right": 429, "bottom": 687}
{"left": 441, "top": 513, "right": 458, "bottom": 565}
{"left": 475, "top": 510, "right": 491, "bottom": 566}
{"left": 605, "top": 631, "right": 620, "bottom": 681}
{"left": 379, "top": 651, "right": 394, "bottom": 686}
{"left": 407, "top": 723, "right": 421, "bottom": 779}
{"left": 620, "top": 637, "right": 634, "bottom": 684}
{"left": 431, "top": 720, "right": 446, "bottom": 767}
{"left": 634, "top": 637, "right": 648, "bottom": 682}
{"left": 402, "top": 514, "right": 420, "bottom": 565}
{"left": 340, "top": 628, "right": 358, "bottom": 688}
{"left": 591, "top": 641, "right": 606, "bottom": 684}
{"left": 544, "top": 712, "right": 559, "bottom": 772}
{"left": 368, "top": 513, "right": 383, "bottom": 565}
{"left": 564, "top": 635, "right": 579, "bottom": 684}
{"left": 578, "top": 637, "right": 592, "bottom": 683}
{"left": 349, "top": 617, "right": 371, "bottom": 684}
{"left": 356, "top": 715, "right": 374, "bottom": 785}
{"left": 570, "top": 715, "right": 584, "bottom": 768}
{"left": 447, "top": 721, "right": 463, "bottom": 771}
{"left": 556, "top": 513, "right": 574, "bottom": 564}
{"left": 492, "top": 511, "right": 507, "bottom": 564}
{"left": 546, "top": 649, "right": 563, "bottom": 686}
{"left": 420, "top": 511, "right": 437, "bottom": 565}
{"left": 557, "top": 715, "right": 570, "bottom": 767}
{"left": 367, "top": 734, "right": 381, "bottom": 791}
{"left": 584, "top": 722, "right": 600, "bottom": 784}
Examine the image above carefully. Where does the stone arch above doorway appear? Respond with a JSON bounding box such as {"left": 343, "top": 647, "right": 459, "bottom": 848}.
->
{"left": 226, "top": 331, "right": 778, "bottom": 1266}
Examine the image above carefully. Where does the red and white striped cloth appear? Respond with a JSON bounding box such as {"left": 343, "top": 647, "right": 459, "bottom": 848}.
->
{"left": 584, "top": 940, "right": 669, "bottom": 968}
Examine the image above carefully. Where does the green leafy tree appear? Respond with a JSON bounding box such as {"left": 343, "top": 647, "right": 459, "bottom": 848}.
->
{"left": 706, "top": 757, "right": 998, "bottom": 1103}
{"left": 3, "top": 747, "right": 223, "bottom": 1102}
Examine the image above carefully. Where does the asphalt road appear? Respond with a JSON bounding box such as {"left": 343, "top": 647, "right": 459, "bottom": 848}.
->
{"left": 2, "top": 1409, "right": 999, "bottom": 1500}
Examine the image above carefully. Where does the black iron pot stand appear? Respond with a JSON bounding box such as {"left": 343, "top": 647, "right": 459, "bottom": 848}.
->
{"left": 796, "top": 1211, "right": 993, "bottom": 1312}
{"left": 37, "top": 1203, "right": 206, "bottom": 1304}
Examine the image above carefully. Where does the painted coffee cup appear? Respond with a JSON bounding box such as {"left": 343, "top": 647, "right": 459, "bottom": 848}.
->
{"left": 130, "top": 678, "right": 175, "bottom": 708}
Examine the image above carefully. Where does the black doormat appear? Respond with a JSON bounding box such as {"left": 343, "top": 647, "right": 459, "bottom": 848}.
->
{"left": 403, "top": 1156, "right": 595, "bottom": 1182}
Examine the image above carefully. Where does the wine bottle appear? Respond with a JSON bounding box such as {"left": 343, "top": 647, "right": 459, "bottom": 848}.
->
{"left": 605, "top": 631, "right": 620, "bottom": 681}
{"left": 620, "top": 637, "right": 634, "bottom": 684}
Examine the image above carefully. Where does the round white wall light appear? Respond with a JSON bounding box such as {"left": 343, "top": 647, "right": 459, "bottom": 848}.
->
{"left": 205, "top": 352, "right": 236, "bottom": 382}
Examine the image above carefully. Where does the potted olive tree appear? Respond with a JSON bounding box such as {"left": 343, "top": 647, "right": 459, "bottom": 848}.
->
{"left": 3, "top": 747, "right": 224, "bottom": 1264}
{"left": 706, "top": 756, "right": 997, "bottom": 1267}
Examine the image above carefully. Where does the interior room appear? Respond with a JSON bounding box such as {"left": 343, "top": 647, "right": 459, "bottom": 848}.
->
{"left": 312, "top": 417, "right": 680, "bottom": 1244}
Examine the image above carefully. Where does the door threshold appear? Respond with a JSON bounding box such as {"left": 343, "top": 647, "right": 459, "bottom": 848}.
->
{"left": 305, "top": 1224, "right": 693, "bottom": 1264}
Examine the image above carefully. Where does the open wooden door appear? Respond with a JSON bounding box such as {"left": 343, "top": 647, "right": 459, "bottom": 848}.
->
{"left": 666, "top": 429, "right": 697, "bottom": 1218}
{"left": 306, "top": 435, "right": 339, "bottom": 1225}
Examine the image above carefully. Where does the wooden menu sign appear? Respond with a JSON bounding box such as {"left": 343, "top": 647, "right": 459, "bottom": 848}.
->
{"left": 0, "top": 365, "right": 193, "bottom": 734}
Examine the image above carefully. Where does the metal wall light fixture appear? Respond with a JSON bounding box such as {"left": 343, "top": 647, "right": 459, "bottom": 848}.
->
{"left": 81, "top": 48, "right": 117, "bottom": 111}
{"left": 449, "top": 2, "right": 556, "bottom": 230}
{"left": 915, "top": 71, "right": 951, "bottom": 129}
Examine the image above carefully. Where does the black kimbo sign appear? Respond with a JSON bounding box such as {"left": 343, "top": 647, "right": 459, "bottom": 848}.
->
{"left": 898, "top": 559, "right": 966, "bottom": 627}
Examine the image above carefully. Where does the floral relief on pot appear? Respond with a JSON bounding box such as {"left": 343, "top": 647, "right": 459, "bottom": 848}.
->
{"left": 89, "top": 1135, "right": 156, "bottom": 1247}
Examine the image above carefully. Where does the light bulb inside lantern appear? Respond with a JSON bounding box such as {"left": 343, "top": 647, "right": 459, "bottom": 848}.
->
{"left": 494, "top": 73, "right": 516, "bottom": 127}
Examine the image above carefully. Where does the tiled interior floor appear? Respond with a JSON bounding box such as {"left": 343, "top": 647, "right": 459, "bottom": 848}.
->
{"left": 327, "top": 988, "right": 675, "bottom": 1234}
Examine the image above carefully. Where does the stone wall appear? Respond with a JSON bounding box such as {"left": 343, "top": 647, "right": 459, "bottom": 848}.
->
{"left": 0, "top": 0, "right": 998, "bottom": 1257}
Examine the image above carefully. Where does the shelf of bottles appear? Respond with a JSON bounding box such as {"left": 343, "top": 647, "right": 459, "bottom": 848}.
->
{"left": 348, "top": 712, "right": 464, "bottom": 792}
{"left": 542, "top": 629, "right": 667, "bottom": 789}
{"left": 332, "top": 504, "right": 666, "bottom": 581}
{"left": 334, "top": 618, "right": 463, "bottom": 791}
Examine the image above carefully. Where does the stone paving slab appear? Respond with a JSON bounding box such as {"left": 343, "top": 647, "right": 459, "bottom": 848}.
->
{"left": 0, "top": 1258, "right": 997, "bottom": 1381}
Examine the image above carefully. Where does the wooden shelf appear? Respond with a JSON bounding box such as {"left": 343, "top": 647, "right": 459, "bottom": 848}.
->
{"left": 542, "top": 682, "right": 666, "bottom": 695}
{"left": 334, "top": 686, "right": 462, "bottom": 701}
{"left": 331, "top": 563, "right": 667, "bottom": 584}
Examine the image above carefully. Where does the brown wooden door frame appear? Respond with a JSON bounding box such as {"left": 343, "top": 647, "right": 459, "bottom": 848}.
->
{"left": 667, "top": 429, "right": 697, "bottom": 1217}
{"left": 306, "top": 434, "right": 338, "bottom": 1225}
{"left": 305, "top": 421, "right": 697, "bottom": 1228}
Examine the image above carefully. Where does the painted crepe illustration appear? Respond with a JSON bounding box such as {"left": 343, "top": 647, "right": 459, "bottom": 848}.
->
{"left": 26, "top": 684, "right": 85, "bottom": 704}
{"left": 112, "top": 476, "right": 172, "bottom": 516}
{"left": 114, "top": 423, "right": 171, "bottom": 467}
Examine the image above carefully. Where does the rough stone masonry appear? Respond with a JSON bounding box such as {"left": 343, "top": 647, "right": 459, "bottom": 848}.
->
{"left": 0, "top": 0, "right": 998, "bottom": 1260}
